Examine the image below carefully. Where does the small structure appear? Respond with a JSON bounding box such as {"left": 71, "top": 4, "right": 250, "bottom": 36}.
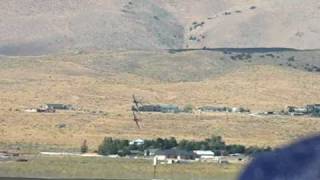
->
{"left": 198, "top": 106, "right": 231, "bottom": 112}
{"left": 228, "top": 154, "right": 248, "bottom": 164}
{"left": 260, "top": 111, "right": 276, "bottom": 115}
{"left": 306, "top": 104, "right": 320, "bottom": 117}
{"left": 129, "top": 139, "right": 145, "bottom": 146}
{"left": 193, "top": 150, "right": 215, "bottom": 160}
{"left": 155, "top": 149, "right": 196, "bottom": 161}
{"left": 144, "top": 148, "right": 160, "bottom": 157}
{"left": 138, "top": 104, "right": 180, "bottom": 113}
{"left": 0, "top": 152, "right": 10, "bottom": 161}
{"left": 287, "top": 106, "right": 308, "bottom": 116}
{"left": 210, "top": 156, "right": 229, "bottom": 164}
{"left": 24, "top": 109, "right": 37, "bottom": 113}
{"left": 40, "top": 152, "right": 81, "bottom": 156}
{"left": 232, "top": 107, "right": 250, "bottom": 113}
{"left": 313, "top": 108, "right": 320, "bottom": 117}
{"left": 0, "top": 150, "right": 20, "bottom": 161}
{"left": 231, "top": 107, "right": 240, "bottom": 113}
{"left": 199, "top": 106, "right": 250, "bottom": 113}
{"left": 35, "top": 104, "right": 73, "bottom": 113}
{"left": 107, "top": 154, "right": 120, "bottom": 158}
{"left": 286, "top": 104, "right": 320, "bottom": 117}
{"left": 46, "top": 104, "right": 72, "bottom": 110}
{"left": 37, "top": 107, "right": 55, "bottom": 113}
{"left": 287, "top": 106, "right": 296, "bottom": 113}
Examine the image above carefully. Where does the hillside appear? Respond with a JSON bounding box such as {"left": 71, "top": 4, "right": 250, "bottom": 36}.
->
{"left": 1, "top": 0, "right": 320, "bottom": 55}
{"left": 1, "top": 49, "right": 320, "bottom": 111}
{"left": 0, "top": 0, "right": 184, "bottom": 55}
{"left": 0, "top": 50, "right": 320, "bottom": 147}
{"left": 168, "top": 0, "right": 320, "bottom": 49}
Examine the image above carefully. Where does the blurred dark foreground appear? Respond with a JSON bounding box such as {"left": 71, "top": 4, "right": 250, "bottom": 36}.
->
{"left": 0, "top": 178, "right": 146, "bottom": 180}
{"left": 239, "top": 135, "right": 320, "bottom": 180}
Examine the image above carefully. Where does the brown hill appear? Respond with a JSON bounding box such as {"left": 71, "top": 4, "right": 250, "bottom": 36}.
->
{"left": 1, "top": 0, "right": 320, "bottom": 55}
{"left": 0, "top": 0, "right": 184, "bottom": 55}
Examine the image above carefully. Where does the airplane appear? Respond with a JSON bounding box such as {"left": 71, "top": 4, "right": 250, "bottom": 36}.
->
{"left": 132, "top": 94, "right": 143, "bottom": 129}
{"left": 132, "top": 111, "right": 141, "bottom": 129}
{"left": 132, "top": 94, "right": 143, "bottom": 108}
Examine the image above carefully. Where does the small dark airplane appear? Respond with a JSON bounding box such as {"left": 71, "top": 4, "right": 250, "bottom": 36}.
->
{"left": 132, "top": 94, "right": 143, "bottom": 129}
{"left": 132, "top": 111, "right": 141, "bottom": 129}
{"left": 132, "top": 94, "right": 143, "bottom": 108}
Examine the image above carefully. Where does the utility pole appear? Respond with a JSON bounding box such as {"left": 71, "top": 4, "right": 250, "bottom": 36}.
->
{"left": 153, "top": 156, "right": 158, "bottom": 180}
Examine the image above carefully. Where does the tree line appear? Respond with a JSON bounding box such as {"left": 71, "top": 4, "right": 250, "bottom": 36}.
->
{"left": 94, "top": 135, "right": 272, "bottom": 156}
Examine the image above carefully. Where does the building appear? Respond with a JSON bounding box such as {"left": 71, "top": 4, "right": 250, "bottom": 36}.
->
{"left": 138, "top": 104, "right": 180, "bottom": 113}
{"left": 285, "top": 104, "right": 320, "bottom": 117}
{"left": 198, "top": 106, "right": 230, "bottom": 112}
{"left": 37, "top": 107, "right": 55, "bottom": 113}
{"left": 193, "top": 150, "right": 215, "bottom": 160}
{"left": 199, "top": 106, "right": 250, "bottom": 113}
{"left": 287, "top": 106, "right": 308, "bottom": 116}
{"left": 129, "top": 139, "right": 145, "bottom": 146}
{"left": 45, "top": 104, "right": 72, "bottom": 110}
{"left": 144, "top": 148, "right": 160, "bottom": 156}
{"left": 306, "top": 104, "right": 320, "bottom": 117}
{"left": 232, "top": 107, "right": 250, "bottom": 113}
{"left": 155, "top": 149, "right": 196, "bottom": 161}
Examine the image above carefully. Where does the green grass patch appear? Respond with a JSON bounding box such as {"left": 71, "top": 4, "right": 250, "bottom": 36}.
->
{"left": 0, "top": 156, "right": 242, "bottom": 180}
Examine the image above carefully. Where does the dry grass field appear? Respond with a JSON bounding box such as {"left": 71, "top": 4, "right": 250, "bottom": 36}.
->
{"left": 0, "top": 156, "right": 241, "bottom": 180}
{"left": 1, "top": 111, "right": 320, "bottom": 149}
{"left": 0, "top": 50, "right": 320, "bottom": 150}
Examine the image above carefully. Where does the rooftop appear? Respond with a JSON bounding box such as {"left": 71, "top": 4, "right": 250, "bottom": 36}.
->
{"left": 155, "top": 149, "right": 195, "bottom": 156}
{"left": 193, "top": 150, "right": 215, "bottom": 156}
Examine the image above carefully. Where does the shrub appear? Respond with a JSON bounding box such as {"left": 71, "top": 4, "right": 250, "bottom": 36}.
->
{"left": 80, "top": 140, "right": 88, "bottom": 154}
{"left": 206, "top": 135, "right": 226, "bottom": 151}
{"left": 250, "top": 6, "right": 257, "bottom": 10}
{"left": 288, "top": 56, "right": 295, "bottom": 62}
{"left": 98, "top": 137, "right": 125, "bottom": 155}
{"left": 245, "top": 146, "right": 272, "bottom": 155}
{"left": 183, "top": 104, "right": 194, "bottom": 113}
{"left": 226, "top": 144, "right": 246, "bottom": 154}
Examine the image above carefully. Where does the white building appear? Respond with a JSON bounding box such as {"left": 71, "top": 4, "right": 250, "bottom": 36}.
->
{"left": 129, "top": 139, "right": 145, "bottom": 146}
{"left": 155, "top": 149, "right": 196, "bottom": 161}
{"left": 193, "top": 150, "right": 215, "bottom": 159}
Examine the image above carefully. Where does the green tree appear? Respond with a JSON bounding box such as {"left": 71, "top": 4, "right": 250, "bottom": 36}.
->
{"left": 245, "top": 146, "right": 272, "bottom": 155}
{"left": 155, "top": 138, "right": 164, "bottom": 149}
{"left": 168, "top": 137, "right": 178, "bottom": 148}
{"left": 178, "top": 139, "right": 189, "bottom": 150}
{"left": 98, "top": 137, "right": 118, "bottom": 155}
{"left": 178, "top": 140, "right": 198, "bottom": 151}
{"left": 226, "top": 144, "right": 246, "bottom": 154}
{"left": 206, "top": 135, "right": 226, "bottom": 151}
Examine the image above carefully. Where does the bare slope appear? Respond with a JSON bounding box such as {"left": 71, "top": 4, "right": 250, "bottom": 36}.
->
{"left": 72, "top": 49, "right": 320, "bottom": 82}
{"left": 0, "top": 0, "right": 184, "bottom": 55}
{"left": 1, "top": 0, "right": 320, "bottom": 55}
{"left": 161, "top": 0, "right": 320, "bottom": 49}
{"left": 0, "top": 49, "right": 320, "bottom": 111}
